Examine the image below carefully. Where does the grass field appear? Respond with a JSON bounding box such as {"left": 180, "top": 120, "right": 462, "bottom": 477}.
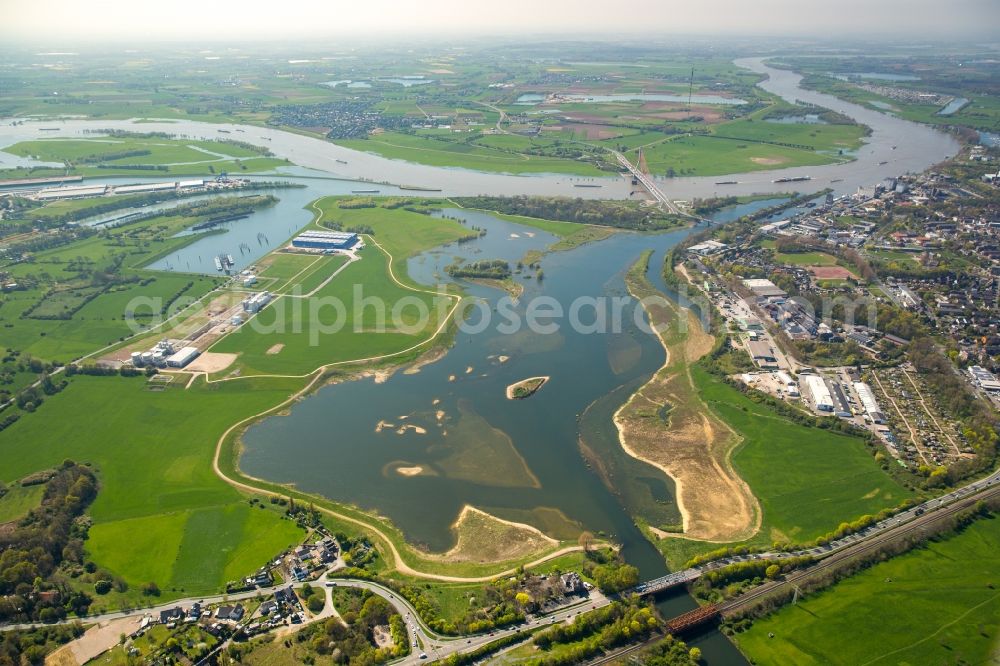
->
{"left": 0, "top": 374, "right": 309, "bottom": 599}
{"left": 736, "top": 515, "right": 1000, "bottom": 665}
{"left": 628, "top": 135, "right": 845, "bottom": 178}
{"left": 211, "top": 248, "right": 451, "bottom": 376}
{"left": 336, "top": 131, "right": 608, "bottom": 176}
{"left": 662, "top": 366, "right": 913, "bottom": 566}
{"left": 0, "top": 483, "right": 45, "bottom": 523}
{"left": 210, "top": 200, "right": 474, "bottom": 376}
{"left": 4, "top": 137, "right": 289, "bottom": 176}
{"left": 772, "top": 251, "right": 838, "bottom": 266}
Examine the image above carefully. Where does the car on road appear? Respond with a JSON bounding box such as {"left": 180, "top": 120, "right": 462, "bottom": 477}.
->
{"left": 419, "top": 653, "right": 427, "bottom": 659}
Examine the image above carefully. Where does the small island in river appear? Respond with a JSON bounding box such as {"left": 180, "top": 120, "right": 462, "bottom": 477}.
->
{"left": 506, "top": 376, "right": 549, "bottom": 400}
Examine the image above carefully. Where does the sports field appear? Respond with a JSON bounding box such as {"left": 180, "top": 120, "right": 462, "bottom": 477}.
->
{"left": 736, "top": 515, "right": 1000, "bottom": 665}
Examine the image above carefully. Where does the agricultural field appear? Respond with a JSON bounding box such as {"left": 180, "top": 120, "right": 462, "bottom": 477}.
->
{"left": 3, "top": 136, "right": 289, "bottom": 177}
{"left": 661, "top": 366, "right": 914, "bottom": 567}
{"left": 0, "top": 374, "right": 309, "bottom": 601}
{"left": 628, "top": 134, "right": 848, "bottom": 178}
{"left": 336, "top": 130, "right": 611, "bottom": 176}
{"left": 735, "top": 515, "right": 1000, "bottom": 665}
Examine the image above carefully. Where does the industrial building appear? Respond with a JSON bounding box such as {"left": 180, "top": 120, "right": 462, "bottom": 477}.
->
{"left": 166, "top": 346, "right": 200, "bottom": 368}
{"left": 291, "top": 230, "right": 359, "bottom": 251}
{"left": 242, "top": 291, "right": 272, "bottom": 314}
{"left": 969, "top": 366, "right": 1000, "bottom": 393}
{"left": 114, "top": 181, "right": 183, "bottom": 195}
{"left": 776, "top": 371, "right": 799, "bottom": 397}
{"left": 747, "top": 340, "right": 777, "bottom": 367}
{"left": 687, "top": 240, "right": 728, "bottom": 257}
{"left": 742, "top": 278, "right": 788, "bottom": 299}
{"left": 854, "top": 382, "right": 886, "bottom": 424}
{"left": 35, "top": 184, "right": 109, "bottom": 200}
{"left": 801, "top": 373, "right": 833, "bottom": 412}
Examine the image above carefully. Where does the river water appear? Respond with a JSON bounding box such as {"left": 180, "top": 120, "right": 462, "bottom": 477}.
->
{"left": 0, "top": 58, "right": 962, "bottom": 662}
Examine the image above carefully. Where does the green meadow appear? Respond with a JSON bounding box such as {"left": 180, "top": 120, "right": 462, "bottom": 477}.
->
{"left": 211, "top": 248, "right": 451, "bottom": 376}
{"left": 662, "top": 366, "right": 913, "bottom": 566}
{"left": 4, "top": 137, "right": 288, "bottom": 176}
{"left": 0, "top": 374, "right": 308, "bottom": 598}
{"left": 0, "top": 484, "right": 46, "bottom": 523}
{"left": 736, "top": 515, "right": 1000, "bottom": 666}
{"left": 336, "top": 131, "right": 608, "bottom": 176}
{"left": 628, "top": 134, "right": 845, "bottom": 177}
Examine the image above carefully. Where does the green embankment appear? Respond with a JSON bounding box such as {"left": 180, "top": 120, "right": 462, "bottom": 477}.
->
{"left": 735, "top": 515, "right": 1000, "bottom": 666}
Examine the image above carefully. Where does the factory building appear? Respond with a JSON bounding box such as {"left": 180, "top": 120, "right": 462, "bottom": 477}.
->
{"left": 291, "top": 230, "right": 359, "bottom": 251}
{"left": 801, "top": 374, "right": 833, "bottom": 412}
{"left": 969, "top": 366, "right": 1000, "bottom": 393}
{"left": 36, "top": 184, "right": 109, "bottom": 200}
{"left": 742, "top": 278, "right": 787, "bottom": 299}
{"left": 166, "top": 346, "right": 200, "bottom": 368}
{"left": 114, "top": 181, "right": 179, "bottom": 195}
{"left": 747, "top": 340, "right": 777, "bottom": 367}
{"left": 776, "top": 371, "right": 799, "bottom": 397}
{"left": 853, "top": 382, "right": 886, "bottom": 424}
{"left": 242, "top": 291, "right": 272, "bottom": 314}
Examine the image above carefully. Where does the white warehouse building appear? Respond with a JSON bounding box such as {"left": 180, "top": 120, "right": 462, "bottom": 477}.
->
{"left": 801, "top": 374, "right": 833, "bottom": 412}
{"left": 853, "top": 382, "right": 886, "bottom": 424}
{"left": 166, "top": 346, "right": 200, "bottom": 368}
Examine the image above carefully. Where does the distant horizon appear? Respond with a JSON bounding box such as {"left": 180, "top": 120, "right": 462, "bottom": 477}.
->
{"left": 2, "top": 0, "right": 999, "bottom": 44}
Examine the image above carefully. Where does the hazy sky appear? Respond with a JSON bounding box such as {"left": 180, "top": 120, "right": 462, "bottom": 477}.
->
{"left": 2, "top": 0, "right": 998, "bottom": 42}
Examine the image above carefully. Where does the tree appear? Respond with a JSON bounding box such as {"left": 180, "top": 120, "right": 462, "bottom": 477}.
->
{"left": 578, "top": 531, "right": 594, "bottom": 552}
{"left": 307, "top": 595, "right": 325, "bottom": 613}
{"left": 514, "top": 592, "right": 532, "bottom": 607}
{"left": 765, "top": 564, "right": 781, "bottom": 580}
{"left": 94, "top": 580, "right": 112, "bottom": 595}
{"left": 689, "top": 646, "right": 702, "bottom": 662}
{"left": 141, "top": 581, "right": 160, "bottom": 597}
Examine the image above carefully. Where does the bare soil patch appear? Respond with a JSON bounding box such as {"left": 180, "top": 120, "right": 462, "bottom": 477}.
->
{"left": 185, "top": 352, "right": 238, "bottom": 374}
{"left": 808, "top": 265, "right": 856, "bottom": 280}
{"left": 614, "top": 266, "right": 759, "bottom": 542}
{"left": 750, "top": 156, "right": 787, "bottom": 166}
{"left": 436, "top": 506, "right": 558, "bottom": 563}
{"left": 265, "top": 343, "right": 285, "bottom": 355}
{"left": 48, "top": 616, "right": 143, "bottom": 666}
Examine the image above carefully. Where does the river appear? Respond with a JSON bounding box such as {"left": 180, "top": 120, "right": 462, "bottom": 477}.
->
{"left": 0, "top": 58, "right": 962, "bottom": 663}
{"left": 0, "top": 59, "right": 959, "bottom": 205}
